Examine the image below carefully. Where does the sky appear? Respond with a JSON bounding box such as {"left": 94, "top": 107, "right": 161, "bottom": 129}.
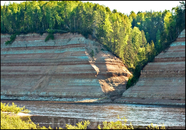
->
{"left": 1, "top": 1, "right": 181, "bottom": 15}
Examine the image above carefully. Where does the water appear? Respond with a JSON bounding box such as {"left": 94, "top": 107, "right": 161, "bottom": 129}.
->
{"left": 2, "top": 100, "right": 185, "bottom": 129}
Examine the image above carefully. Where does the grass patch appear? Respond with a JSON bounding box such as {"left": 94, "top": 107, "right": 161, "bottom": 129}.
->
{"left": 1, "top": 112, "right": 37, "bottom": 129}
{"left": 1, "top": 102, "right": 55, "bottom": 129}
{"left": 98, "top": 115, "right": 134, "bottom": 129}
{"left": 1, "top": 102, "right": 30, "bottom": 114}
{"left": 66, "top": 115, "right": 166, "bottom": 130}
{"left": 66, "top": 120, "right": 90, "bottom": 129}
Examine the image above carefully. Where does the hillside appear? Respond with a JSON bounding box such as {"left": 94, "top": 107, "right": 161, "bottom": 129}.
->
{"left": 1, "top": 1, "right": 185, "bottom": 89}
{"left": 1, "top": 1, "right": 185, "bottom": 103}
{"left": 1, "top": 33, "right": 132, "bottom": 101}
{"left": 120, "top": 29, "right": 185, "bottom": 105}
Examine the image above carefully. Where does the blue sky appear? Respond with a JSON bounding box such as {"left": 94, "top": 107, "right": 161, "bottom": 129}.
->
{"left": 1, "top": 1, "right": 181, "bottom": 15}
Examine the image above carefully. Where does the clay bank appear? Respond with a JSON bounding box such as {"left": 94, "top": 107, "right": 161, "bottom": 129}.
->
{"left": 1, "top": 30, "right": 185, "bottom": 106}
{"left": 120, "top": 29, "right": 185, "bottom": 106}
{"left": 1, "top": 32, "right": 132, "bottom": 102}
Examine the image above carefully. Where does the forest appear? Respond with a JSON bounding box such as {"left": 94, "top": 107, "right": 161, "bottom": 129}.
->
{"left": 1, "top": 1, "right": 185, "bottom": 88}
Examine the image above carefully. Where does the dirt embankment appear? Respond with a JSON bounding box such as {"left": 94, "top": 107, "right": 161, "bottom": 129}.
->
{"left": 1, "top": 33, "right": 132, "bottom": 101}
{"left": 120, "top": 29, "right": 185, "bottom": 106}
{"left": 2, "top": 30, "right": 185, "bottom": 106}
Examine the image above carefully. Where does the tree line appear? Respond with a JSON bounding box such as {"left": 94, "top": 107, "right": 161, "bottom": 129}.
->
{"left": 1, "top": 1, "right": 185, "bottom": 88}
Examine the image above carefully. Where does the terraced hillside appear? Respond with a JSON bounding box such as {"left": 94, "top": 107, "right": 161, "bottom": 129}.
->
{"left": 1, "top": 33, "right": 132, "bottom": 101}
{"left": 122, "top": 29, "right": 185, "bottom": 102}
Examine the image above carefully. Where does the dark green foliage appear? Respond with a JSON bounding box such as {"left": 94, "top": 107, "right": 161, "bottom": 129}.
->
{"left": 45, "top": 29, "right": 55, "bottom": 42}
{"left": 45, "top": 33, "right": 54, "bottom": 42}
{"left": 46, "top": 29, "right": 55, "bottom": 34}
{"left": 5, "top": 34, "right": 17, "bottom": 45}
{"left": 5, "top": 41, "right": 11, "bottom": 45}
{"left": 126, "top": 60, "right": 148, "bottom": 89}
{"left": 90, "top": 50, "right": 94, "bottom": 58}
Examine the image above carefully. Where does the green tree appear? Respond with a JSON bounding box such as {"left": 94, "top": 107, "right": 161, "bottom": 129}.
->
{"left": 103, "top": 13, "right": 113, "bottom": 49}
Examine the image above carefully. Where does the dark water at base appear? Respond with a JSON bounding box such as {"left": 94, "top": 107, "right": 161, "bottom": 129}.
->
{"left": 2, "top": 100, "right": 185, "bottom": 129}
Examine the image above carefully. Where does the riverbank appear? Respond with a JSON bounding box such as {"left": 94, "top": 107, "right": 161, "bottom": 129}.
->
{"left": 74, "top": 97, "right": 185, "bottom": 106}
{"left": 29, "top": 115, "right": 185, "bottom": 129}
{"left": 1, "top": 111, "right": 184, "bottom": 129}
{"left": 1, "top": 95, "right": 185, "bottom": 106}
{"left": 2, "top": 99, "right": 185, "bottom": 129}
{"left": 101, "top": 97, "right": 185, "bottom": 106}
{"left": 2, "top": 111, "right": 32, "bottom": 117}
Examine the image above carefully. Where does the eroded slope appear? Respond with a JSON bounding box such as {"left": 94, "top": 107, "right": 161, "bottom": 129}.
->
{"left": 1, "top": 33, "right": 132, "bottom": 101}
{"left": 122, "top": 29, "right": 185, "bottom": 103}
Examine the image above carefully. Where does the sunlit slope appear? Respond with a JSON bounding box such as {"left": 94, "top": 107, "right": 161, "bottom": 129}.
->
{"left": 1, "top": 33, "right": 131, "bottom": 100}
{"left": 123, "top": 29, "right": 185, "bottom": 100}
